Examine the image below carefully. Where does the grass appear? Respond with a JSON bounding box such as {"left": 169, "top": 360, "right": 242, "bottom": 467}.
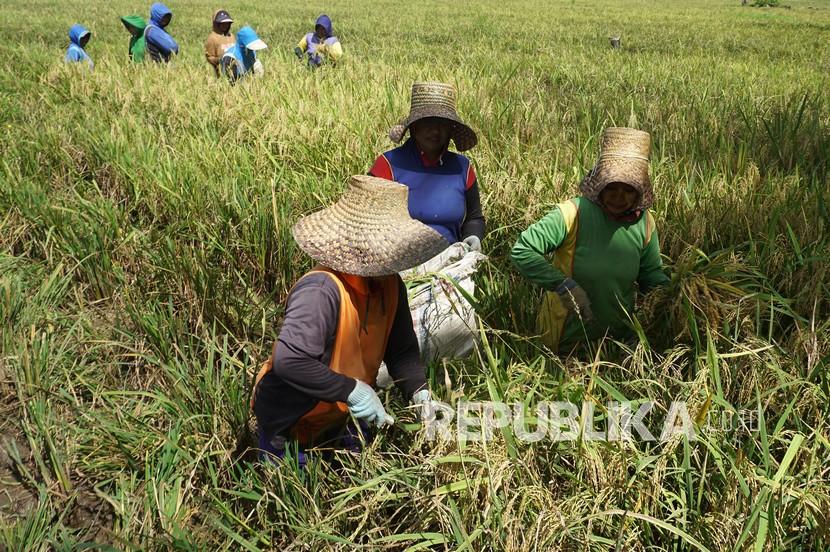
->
{"left": 1, "top": 0, "right": 829, "bottom": 549}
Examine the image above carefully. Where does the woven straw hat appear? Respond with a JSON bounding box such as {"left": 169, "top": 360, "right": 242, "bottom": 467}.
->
{"left": 388, "top": 82, "right": 478, "bottom": 152}
{"left": 580, "top": 127, "right": 654, "bottom": 210}
{"left": 292, "top": 175, "right": 449, "bottom": 276}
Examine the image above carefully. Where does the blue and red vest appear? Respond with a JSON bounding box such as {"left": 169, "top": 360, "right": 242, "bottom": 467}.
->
{"left": 370, "top": 138, "right": 475, "bottom": 244}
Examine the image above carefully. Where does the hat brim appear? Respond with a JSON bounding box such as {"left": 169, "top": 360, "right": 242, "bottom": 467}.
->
{"left": 391, "top": 109, "right": 478, "bottom": 152}
{"left": 292, "top": 202, "right": 449, "bottom": 277}
{"left": 581, "top": 159, "right": 654, "bottom": 210}
{"left": 246, "top": 39, "right": 267, "bottom": 51}
{"left": 216, "top": 17, "right": 233, "bottom": 23}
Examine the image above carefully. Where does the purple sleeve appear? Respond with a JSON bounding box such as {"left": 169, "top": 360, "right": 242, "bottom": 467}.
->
{"left": 271, "top": 274, "right": 357, "bottom": 402}
{"left": 384, "top": 277, "right": 428, "bottom": 399}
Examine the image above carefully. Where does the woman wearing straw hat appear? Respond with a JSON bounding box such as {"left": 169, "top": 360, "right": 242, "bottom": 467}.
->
{"left": 369, "top": 82, "right": 485, "bottom": 252}
{"left": 251, "top": 176, "right": 445, "bottom": 463}
{"left": 511, "top": 127, "right": 670, "bottom": 353}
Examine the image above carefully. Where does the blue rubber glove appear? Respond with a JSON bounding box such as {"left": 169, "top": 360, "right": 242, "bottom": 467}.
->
{"left": 346, "top": 380, "right": 394, "bottom": 427}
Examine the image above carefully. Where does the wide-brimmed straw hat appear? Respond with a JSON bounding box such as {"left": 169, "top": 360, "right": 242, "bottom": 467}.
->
{"left": 388, "top": 82, "right": 478, "bottom": 152}
{"left": 580, "top": 127, "right": 654, "bottom": 210}
{"left": 292, "top": 175, "right": 449, "bottom": 276}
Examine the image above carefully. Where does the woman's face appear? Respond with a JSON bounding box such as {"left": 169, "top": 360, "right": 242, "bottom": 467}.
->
{"left": 599, "top": 182, "right": 639, "bottom": 215}
{"left": 216, "top": 22, "right": 231, "bottom": 35}
{"left": 410, "top": 117, "right": 453, "bottom": 156}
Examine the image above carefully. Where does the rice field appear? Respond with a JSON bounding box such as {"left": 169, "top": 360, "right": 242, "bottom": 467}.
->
{"left": 1, "top": 0, "right": 829, "bottom": 549}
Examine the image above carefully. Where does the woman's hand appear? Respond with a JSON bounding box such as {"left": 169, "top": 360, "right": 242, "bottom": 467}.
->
{"left": 347, "top": 380, "right": 394, "bottom": 427}
{"left": 462, "top": 235, "right": 481, "bottom": 252}
{"left": 556, "top": 278, "right": 594, "bottom": 322}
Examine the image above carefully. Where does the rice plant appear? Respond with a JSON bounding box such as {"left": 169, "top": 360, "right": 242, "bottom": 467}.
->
{"left": 1, "top": 0, "right": 828, "bottom": 549}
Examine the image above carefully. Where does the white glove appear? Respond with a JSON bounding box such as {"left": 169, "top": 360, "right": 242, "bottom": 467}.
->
{"left": 462, "top": 235, "right": 481, "bottom": 252}
{"left": 411, "top": 389, "right": 432, "bottom": 405}
{"left": 253, "top": 59, "right": 264, "bottom": 76}
{"left": 411, "top": 388, "right": 433, "bottom": 420}
{"left": 346, "top": 380, "right": 394, "bottom": 427}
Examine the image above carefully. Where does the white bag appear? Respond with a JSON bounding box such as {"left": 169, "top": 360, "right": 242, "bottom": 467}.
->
{"left": 377, "top": 243, "right": 486, "bottom": 389}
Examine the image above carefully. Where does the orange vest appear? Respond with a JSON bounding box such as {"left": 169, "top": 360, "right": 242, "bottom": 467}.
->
{"left": 252, "top": 267, "right": 399, "bottom": 445}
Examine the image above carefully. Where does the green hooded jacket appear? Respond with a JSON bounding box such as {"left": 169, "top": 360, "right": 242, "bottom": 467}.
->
{"left": 121, "top": 15, "right": 147, "bottom": 62}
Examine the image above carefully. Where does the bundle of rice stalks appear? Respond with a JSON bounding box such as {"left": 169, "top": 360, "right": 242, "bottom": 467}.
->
{"left": 639, "top": 247, "right": 787, "bottom": 346}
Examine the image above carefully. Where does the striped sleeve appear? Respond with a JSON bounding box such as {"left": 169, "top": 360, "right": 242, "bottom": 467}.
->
{"left": 465, "top": 163, "right": 476, "bottom": 190}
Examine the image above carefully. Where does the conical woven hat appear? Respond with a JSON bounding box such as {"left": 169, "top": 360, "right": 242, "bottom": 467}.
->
{"left": 580, "top": 127, "right": 654, "bottom": 210}
{"left": 292, "top": 175, "right": 449, "bottom": 276}
{"left": 388, "top": 82, "right": 478, "bottom": 152}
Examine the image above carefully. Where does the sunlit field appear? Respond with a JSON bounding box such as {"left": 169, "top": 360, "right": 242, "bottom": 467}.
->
{"left": 1, "top": 0, "right": 829, "bottom": 549}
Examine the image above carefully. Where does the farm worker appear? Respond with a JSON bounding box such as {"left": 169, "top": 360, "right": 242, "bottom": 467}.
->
{"left": 221, "top": 26, "right": 267, "bottom": 84}
{"left": 204, "top": 9, "right": 235, "bottom": 77}
{"left": 120, "top": 15, "right": 147, "bottom": 62}
{"left": 369, "top": 82, "right": 485, "bottom": 252}
{"left": 511, "top": 127, "right": 670, "bottom": 353}
{"left": 368, "top": 82, "right": 486, "bottom": 367}
{"left": 145, "top": 3, "right": 179, "bottom": 63}
{"left": 294, "top": 14, "right": 343, "bottom": 67}
{"left": 65, "top": 24, "right": 93, "bottom": 70}
{"left": 251, "top": 175, "right": 444, "bottom": 464}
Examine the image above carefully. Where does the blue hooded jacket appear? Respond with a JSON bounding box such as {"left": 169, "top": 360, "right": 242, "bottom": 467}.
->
{"left": 65, "top": 24, "right": 93, "bottom": 70}
{"left": 145, "top": 3, "right": 179, "bottom": 62}
{"left": 222, "top": 26, "right": 266, "bottom": 82}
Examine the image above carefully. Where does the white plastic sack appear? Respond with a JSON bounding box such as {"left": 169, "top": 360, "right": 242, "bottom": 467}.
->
{"left": 403, "top": 243, "right": 486, "bottom": 360}
{"left": 377, "top": 243, "right": 486, "bottom": 389}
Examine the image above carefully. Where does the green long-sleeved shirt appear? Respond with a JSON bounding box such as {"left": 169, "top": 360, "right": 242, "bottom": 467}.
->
{"left": 511, "top": 197, "right": 669, "bottom": 347}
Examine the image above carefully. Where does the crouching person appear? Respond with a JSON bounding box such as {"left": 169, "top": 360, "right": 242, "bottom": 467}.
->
{"left": 145, "top": 3, "right": 179, "bottom": 63}
{"left": 120, "top": 15, "right": 147, "bottom": 62}
{"left": 65, "top": 24, "right": 93, "bottom": 70}
{"left": 221, "top": 26, "right": 267, "bottom": 84}
{"left": 294, "top": 14, "right": 342, "bottom": 67}
{"left": 511, "top": 127, "right": 670, "bottom": 354}
{"left": 204, "top": 9, "right": 234, "bottom": 77}
{"left": 251, "top": 175, "right": 445, "bottom": 464}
